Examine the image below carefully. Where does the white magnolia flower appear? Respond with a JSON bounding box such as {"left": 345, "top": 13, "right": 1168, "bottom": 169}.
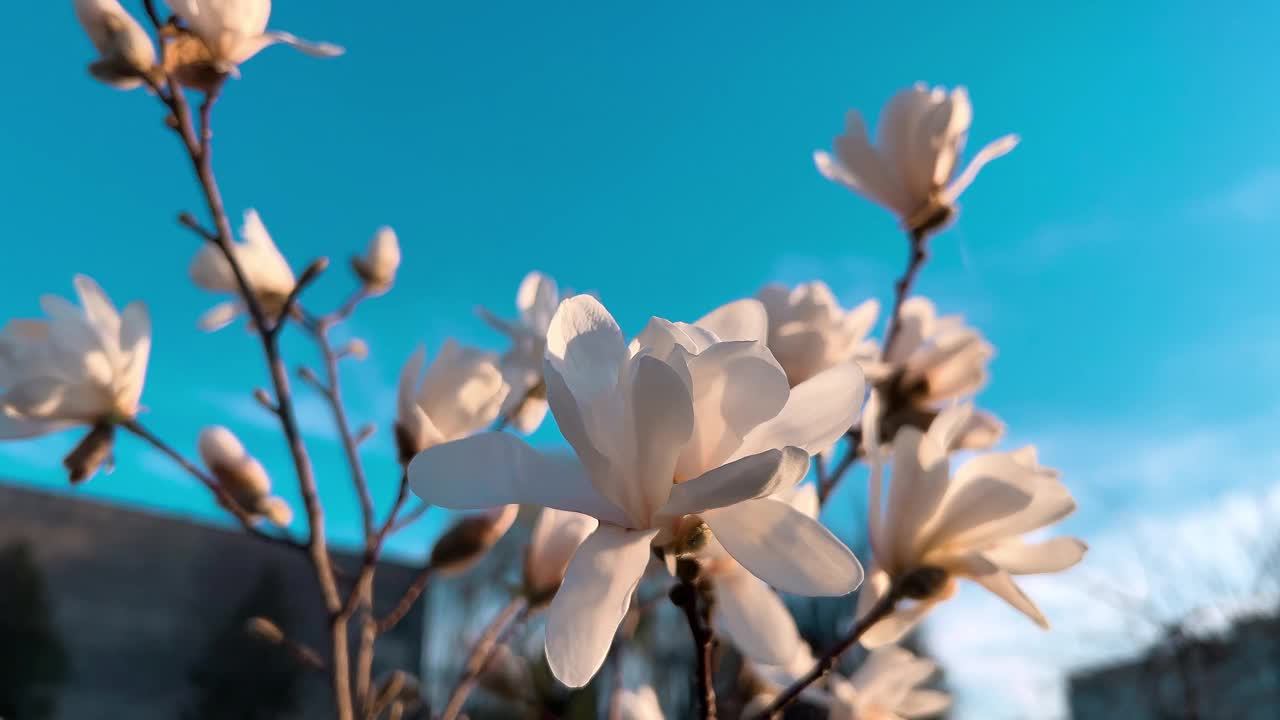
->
{"left": 477, "top": 271, "right": 561, "bottom": 434}
{"left": 617, "top": 684, "right": 665, "bottom": 720}
{"left": 351, "top": 227, "right": 400, "bottom": 293}
{"left": 701, "top": 483, "right": 815, "bottom": 666}
{"left": 197, "top": 425, "right": 292, "bottom": 526}
{"left": 524, "top": 506, "right": 598, "bottom": 605}
{"left": 409, "top": 295, "right": 866, "bottom": 687}
{"left": 0, "top": 275, "right": 150, "bottom": 439}
{"left": 857, "top": 394, "right": 1086, "bottom": 646}
{"left": 189, "top": 210, "right": 296, "bottom": 332}
{"left": 73, "top": 0, "right": 158, "bottom": 90}
{"left": 757, "top": 645, "right": 950, "bottom": 720}
{"left": 756, "top": 281, "right": 880, "bottom": 386}
{"left": 165, "top": 0, "right": 343, "bottom": 75}
{"left": 394, "top": 340, "right": 508, "bottom": 463}
{"left": 868, "top": 297, "right": 1002, "bottom": 450}
{"left": 815, "top": 84, "right": 1018, "bottom": 235}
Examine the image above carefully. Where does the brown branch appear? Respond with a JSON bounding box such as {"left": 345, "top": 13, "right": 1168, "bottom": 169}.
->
{"left": 670, "top": 575, "right": 717, "bottom": 720}
{"left": 749, "top": 579, "right": 906, "bottom": 719}
{"left": 881, "top": 228, "right": 930, "bottom": 361}
{"left": 376, "top": 563, "right": 434, "bottom": 634}
{"left": 121, "top": 419, "right": 304, "bottom": 552}
{"left": 151, "top": 69, "right": 348, "bottom": 718}
{"left": 440, "top": 596, "right": 530, "bottom": 720}
{"left": 246, "top": 616, "right": 326, "bottom": 672}
{"left": 388, "top": 501, "right": 429, "bottom": 534}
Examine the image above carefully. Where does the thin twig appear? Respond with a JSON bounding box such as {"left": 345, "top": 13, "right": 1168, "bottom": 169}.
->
{"left": 749, "top": 580, "right": 906, "bottom": 719}
{"left": 388, "top": 501, "right": 429, "bottom": 534}
{"left": 440, "top": 596, "right": 530, "bottom": 720}
{"left": 376, "top": 564, "right": 435, "bottom": 634}
{"left": 247, "top": 617, "right": 327, "bottom": 672}
{"left": 670, "top": 578, "right": 717, "bottom": 720}
{"left": 818, "top": 428, "right": 862, "bottom": 507}
{"left": 121, "top": 419, "right": 305, "bottom": 551}
{"left": 881, "top": 228, "right": 930, "bottom": 361}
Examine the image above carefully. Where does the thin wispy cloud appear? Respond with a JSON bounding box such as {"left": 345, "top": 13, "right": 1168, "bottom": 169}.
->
{"left": 1195, "top": 167, "right": 1280, "bottom": 224}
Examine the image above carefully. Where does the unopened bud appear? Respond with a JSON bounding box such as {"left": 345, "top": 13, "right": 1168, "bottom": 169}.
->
{"left": 351, "top": 227, "right": 401, "bottom": 293}
{"left": 258, "top": 496, "right": 294, "bottom": 528}
{"left": 74, "top": 0, "right": 159, "bottom": 91}
{"left": 253, "top": 388, "right": 277, "bottom": 412}
{"left": 245, "top": 616, "right": 284, "bottom": 643}
{"left": 339, "top": 338, "right": 369, "bottom": 361}
{"left": 298, "top": 366, "right": 320, "bottom": 385}
{"left": 477, "top": 644, "right": 533, "bottom": 701}
{"left": 429, "top": 505, "right": 519, "bottom": 577}
{"left": 355, "top": 424, "right": 376, "bottom": 445}
{"left": 63, "top": 423, "right": 116, "bottom": 485}
{"left": 161, "top": 28, "right": 225, "bottom": 93}
{"left": 197, "top": 426, "right": 273, "bottom": 516}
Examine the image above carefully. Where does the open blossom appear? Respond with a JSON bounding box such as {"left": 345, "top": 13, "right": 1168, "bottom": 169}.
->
{"left": 476, "top": 271, "right": 561, "bottom": 433}
{"left": 197, "top": 425, "right": 292, "bottom": 526}
{"left": 756, "top": 281, "right": 880, "bottom": 386}
{"left": 0, "top": 275, "right": 150, "bottom": 442}
{"left": 868, "top": 296, "right": 1002, "bottom": 450}
{"left": 856, "top": 394, "right": 1086, "bottom": 646}
{"left": 756, "top": 645, "right": 949, "bottom": 720}
{"left": 189, "top": 210, "right": 296, "bottom": 332}
{"left": 523, "top": 506, "right": 598, "bottom": 605}
{"left": 409, "top": 295, "right": 865, "bottom": 687}
{"left": 700, "top": 484, "right": 815, "bottom": 665}
{"left": 815, "top": 84, "right": 1018, "bottom": 236}
{"left": 394, "top": 341, "right": 508, "bottom": 463}
{"left": 350, "top": 227, "right": 400, "bottom": 294}
{"left": 164, "top": 0, "right": 343, "bottom": 86}
{"left": 73, "top": 0, "right": 158, "bottom": 90}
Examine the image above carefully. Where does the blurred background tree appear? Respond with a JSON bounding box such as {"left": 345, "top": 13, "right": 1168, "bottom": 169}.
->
{"left": 0, "top": 542, "right": 69, "bottom": 720}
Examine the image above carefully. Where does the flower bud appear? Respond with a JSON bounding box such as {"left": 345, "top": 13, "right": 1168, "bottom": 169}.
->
{"left": 351, "top": 227, "right": 400, "bottom": 293}
{"left": 428, "top": 505, "right": 519, "bottom": 577}
{"left": 245, "top": 616, "right": 284, "bottom": 643}
{"left": 477, "top": 644, "right": 533, "bottom": 701}
{"left": 522, "top": 508, "right": 596, "bottom": 607}
{"left": 339, "top": 338, "right": 369, "bottom": 361}
{"left": 197, "top": 425, "right": 291, "bottom": 526}
{"left": 74, "top": 0, "right": 159, "bottom": 91}
{"left": 62, "top": 423, "right": 116, "bottom": 485}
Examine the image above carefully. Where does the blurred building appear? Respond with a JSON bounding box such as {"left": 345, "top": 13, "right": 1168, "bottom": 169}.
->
{"left": 0, "top": 483, "right": 425, "bottom": 720}
{"left": 1068, "top": 613, "right": 1280, "bottom": 719}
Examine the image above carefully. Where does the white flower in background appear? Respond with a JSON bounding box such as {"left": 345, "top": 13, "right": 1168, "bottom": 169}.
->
{"left": 756, "top": 281, "right": 880, "bottom": 386}
{"left": 197, "top": 425, "right": 292, "bottom": 526}
{"left": 0, "top": 275, "right": 150, "bottom": 439}
{"left": 189, "top": 210, "right": 296, "bottom": 332}
{"left": 428, "top": 504, "right": 519, "bottom": 577}
{"left": 350, "top": 227, "right": 400, "bottom": 294}
{"left": 476, "top": 271, "right": 561, "bottom": 434}
{"left": 857, "top": 394, "right": 1086, "bottom": 646}
{"left": 616, "top": 684, "right": 665, "bottom": 720}
{"left": 409, "top": 295, "right": 866, "bottom": 687}
{"left": 700, "top": 484, "right": 815, "bottom": 666}
{"left": 756, "top": 645, "right": 950, "bottom": 720}
{"left": 868, "top": 296, "right": 1002, "bottom": 450}
{"left": 394, "top": 340, "right": 508, "bottom": 463}
{"left": 815, "top": 84, "right": 1018, "bottom": 236}
{"left": 165, "top": 0, "right": 343, "bottom": 75}
{"left": 73, "top": 0, "right": 158, "bottom": 90}
{"left": 523, "top": 506, "right": 598, "bottom": 605}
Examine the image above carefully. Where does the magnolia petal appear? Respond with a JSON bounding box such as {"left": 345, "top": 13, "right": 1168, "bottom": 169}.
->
{"left": 545, "top": 295, "right": 626, "bottom": 411}
{"left": 407, "top": 432, "right": 629, "bottom": 526}
{"left": 545, "top": 525, "right": 658, "bottom": 687}
{"left": 695, "top": 299, "right": 768, "bottom": 343}
{"left": 517, "top": 271, "right": 559, "bottom": 334}
{"left": 734, "top": 362, "right": 865, "bottom": 460}
{"left": 942, "top": 133, "right": 1020, "bottom": 205}
{"left": 197, "top": 301, "right": 244, "bottom": 332}
{"left": 983, "top": 536, "right": 1087, "bottom": 575}
{"left": 958, "top": 554, "right": 1049, "bottom": 629}
{"left": 0, "top": 413, "right": 71, "bottom": 440}
{"left": 72, "top": 274, "right": 120, "bottom": 337}
{"left": 260, "top": 30, "right": 345, "bottom": 58}
{"left": 884, "top": 428, "right": 950, "bottom": 571}
{"left": 714, "top": 572, "right": 802, "bottom": 665}
{"left": 703, "top": 498, "right": 862, "bottom": 596}
{"left": 659, "top": 447, "right": 809, "bottom": 519}
{"left": 898, "top": 689, "right": 953, "bottom": 717}
{"left": 623, "top": 355, "right": 695, "bottom": 524}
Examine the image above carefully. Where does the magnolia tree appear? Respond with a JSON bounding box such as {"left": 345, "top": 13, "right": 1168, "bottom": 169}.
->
{"left": 3, "top": 1, "right": 1088, "bottom": 718}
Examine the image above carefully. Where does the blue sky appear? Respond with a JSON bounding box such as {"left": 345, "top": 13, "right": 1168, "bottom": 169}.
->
{"left": 5, "top": 2, "right": 1280, "bottom": 717}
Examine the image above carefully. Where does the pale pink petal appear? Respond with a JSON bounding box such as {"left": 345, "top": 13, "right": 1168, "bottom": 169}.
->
{"left": 983, "top": 537, "right": 1086, "bottom": 575}
{"left": 695, "top": 299, "right": 768, "bottom": 342}
{"left": 545, "top": 295, "right": 627, "bottom": 411}
{"left": 958, "top": 554, "right": 1049, "bottom": 629}
{"left": 942, "top": 134, "right": 1019, "bottom": 204}
{"left": 517, "top": 271, "right": 559, "bottom": 333}
{"left": 618, "top": 355, "right": 694, "bottom": 525}
{"left": 545, "top": 525, "right": 659, "bottom": 687}
{"left": 714, "top": 572, "right": 802, "bottom": 665}
{"left": 734, "top": 362, "right": 865, "bottom": 460}
{"left": 406, "top": 432, "right": 629, "bottom": 526}
{"left": 703, "top": 498, "right": 862, "bottom": 596}
{"left": 659, "top": 447, "right": 809, "bottom": 519}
